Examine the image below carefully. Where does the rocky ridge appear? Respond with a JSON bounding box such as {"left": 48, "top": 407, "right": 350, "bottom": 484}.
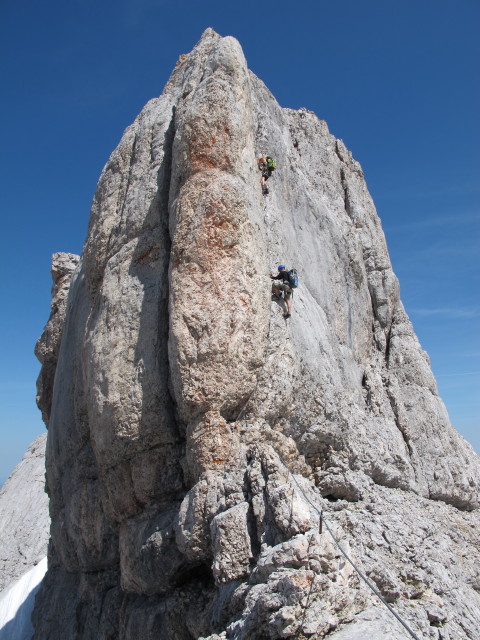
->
{"left": 32, "top": 29, "right": 480, "bottom": 639}
{"left": 0, "top": 434, "right": 49, "bottom": 594}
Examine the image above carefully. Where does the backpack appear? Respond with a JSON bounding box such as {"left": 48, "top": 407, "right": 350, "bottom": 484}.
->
{"left": 266, "top": 156, "right": 276, "bottom": 170}
{"left": 287, "top": 268, "right": 299, "bottom": 288}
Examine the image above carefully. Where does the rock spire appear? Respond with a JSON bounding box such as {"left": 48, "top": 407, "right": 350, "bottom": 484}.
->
{"left": 33, "top": 29, "right": 480, "bottom": 639}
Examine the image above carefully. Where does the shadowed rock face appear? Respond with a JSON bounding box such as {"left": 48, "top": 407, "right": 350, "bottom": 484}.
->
{"left": 35, "top": 252, "right": 80, "bottom": 427}
{"left": 33, "top": 29, "right": 480, "bottom": 640}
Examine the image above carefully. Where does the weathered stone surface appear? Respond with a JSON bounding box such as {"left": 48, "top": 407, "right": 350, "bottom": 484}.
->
{"left": 168, "top": 35, "right": 269, "bottom": 428}
{"left": 35, "top": 252, "right": 79, "bottom": 426}
{"left": 119, "top": 505, "right": 188, "bottom": 595}
{"left": 0, "top": 434, "right": 49, "bottom": 593}
{"left": 211, "top": 502, "right": 252, "bottom": 584}
{"left": 31, "top": 28, "right": 480, "bottom": 640}
{"left": 32, "top": 564, "right": 122, "bottom": 640}
{"left": 324, "top": 607, "right": 413, "bottom": 640}
{"left": 185, "top": 410, "right": 242, "bottom": 484}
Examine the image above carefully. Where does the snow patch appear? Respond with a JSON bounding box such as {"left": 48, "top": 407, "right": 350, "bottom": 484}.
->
{"left": 0, "top": 557, "right": 47, "bottom": 640}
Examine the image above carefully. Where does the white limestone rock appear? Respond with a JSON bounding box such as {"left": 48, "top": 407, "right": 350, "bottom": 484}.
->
{"left": 0, "top": 435, "right": 49, "bottom": 594}
{"left": 211, "top": 502, "right": 252, "bottom": 584}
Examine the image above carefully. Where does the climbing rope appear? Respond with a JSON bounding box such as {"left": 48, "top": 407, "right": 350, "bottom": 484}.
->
{"left": 284, "top": 468, "right": 423, "bottom": 640}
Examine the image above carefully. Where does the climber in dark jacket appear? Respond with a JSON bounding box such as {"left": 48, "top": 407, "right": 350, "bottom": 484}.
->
{"left": 270, "top": 265, "right": 292, "bottom": 318}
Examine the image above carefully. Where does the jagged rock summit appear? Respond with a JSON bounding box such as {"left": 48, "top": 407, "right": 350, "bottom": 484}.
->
{"left": 33, "top": 29, "right": 480, "bottom": 639}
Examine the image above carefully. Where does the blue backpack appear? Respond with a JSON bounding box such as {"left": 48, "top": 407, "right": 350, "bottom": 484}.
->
{"left": 287, "top": 268, "right": 299, "bottom": 288}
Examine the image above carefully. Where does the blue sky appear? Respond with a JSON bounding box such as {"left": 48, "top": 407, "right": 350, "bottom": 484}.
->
{"left": 0, "top": 0, "right": 478, "bottom": 484}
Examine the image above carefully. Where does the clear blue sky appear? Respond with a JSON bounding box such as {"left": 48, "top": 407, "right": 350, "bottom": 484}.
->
{"left": 1, "top": 0, "right": 478, "bottom": 484}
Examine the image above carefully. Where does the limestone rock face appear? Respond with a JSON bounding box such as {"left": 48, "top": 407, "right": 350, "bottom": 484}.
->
{"left": 35, "top": 252, "right": 79, "bottom": 426}
{"left": 32, "top": 29, "right": 480, "bottom": 640}
{"left": 0, "top": 434, "right": 49, "bottom": 593}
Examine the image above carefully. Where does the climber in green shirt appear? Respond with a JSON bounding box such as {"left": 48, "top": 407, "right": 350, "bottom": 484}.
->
{"left": 258, "top": 155, "right": 276, "bottom": 194}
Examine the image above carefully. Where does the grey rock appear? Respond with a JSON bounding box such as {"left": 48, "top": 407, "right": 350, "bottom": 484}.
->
{"left": 31, "top": 28, "right": 480, "bottom": 640}
{"left": 119, "top": 505, "right": 188, "bottom": 595}
{"left": 31, "top": 565, "right": 122, "bottom": 640}
{"left": 211, "top": 502, "right": 252, "bottom": 584}
{"left": 35, "top": 252, "right": 79, "bottom": 426}
{"left": 324, "top": 606, "right": 412, "bottom": 640}
{"left": 0, "top": 435, "right": 49, "bottom": 593}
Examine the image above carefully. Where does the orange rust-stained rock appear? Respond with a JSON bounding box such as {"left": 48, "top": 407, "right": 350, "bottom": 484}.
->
{"left": 185, "top": 410, "right": 241, "bottom": 483}
{"left": 168, "top": 52, "right": 269, "bottom": 425}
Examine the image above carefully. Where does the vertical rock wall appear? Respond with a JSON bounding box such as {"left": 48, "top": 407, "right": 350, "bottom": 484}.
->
{"left": 168, "top": 35, "right": 269, "bottom": 444}
{"left": 33, "top": 29, "right": 480, "bottom": 640}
